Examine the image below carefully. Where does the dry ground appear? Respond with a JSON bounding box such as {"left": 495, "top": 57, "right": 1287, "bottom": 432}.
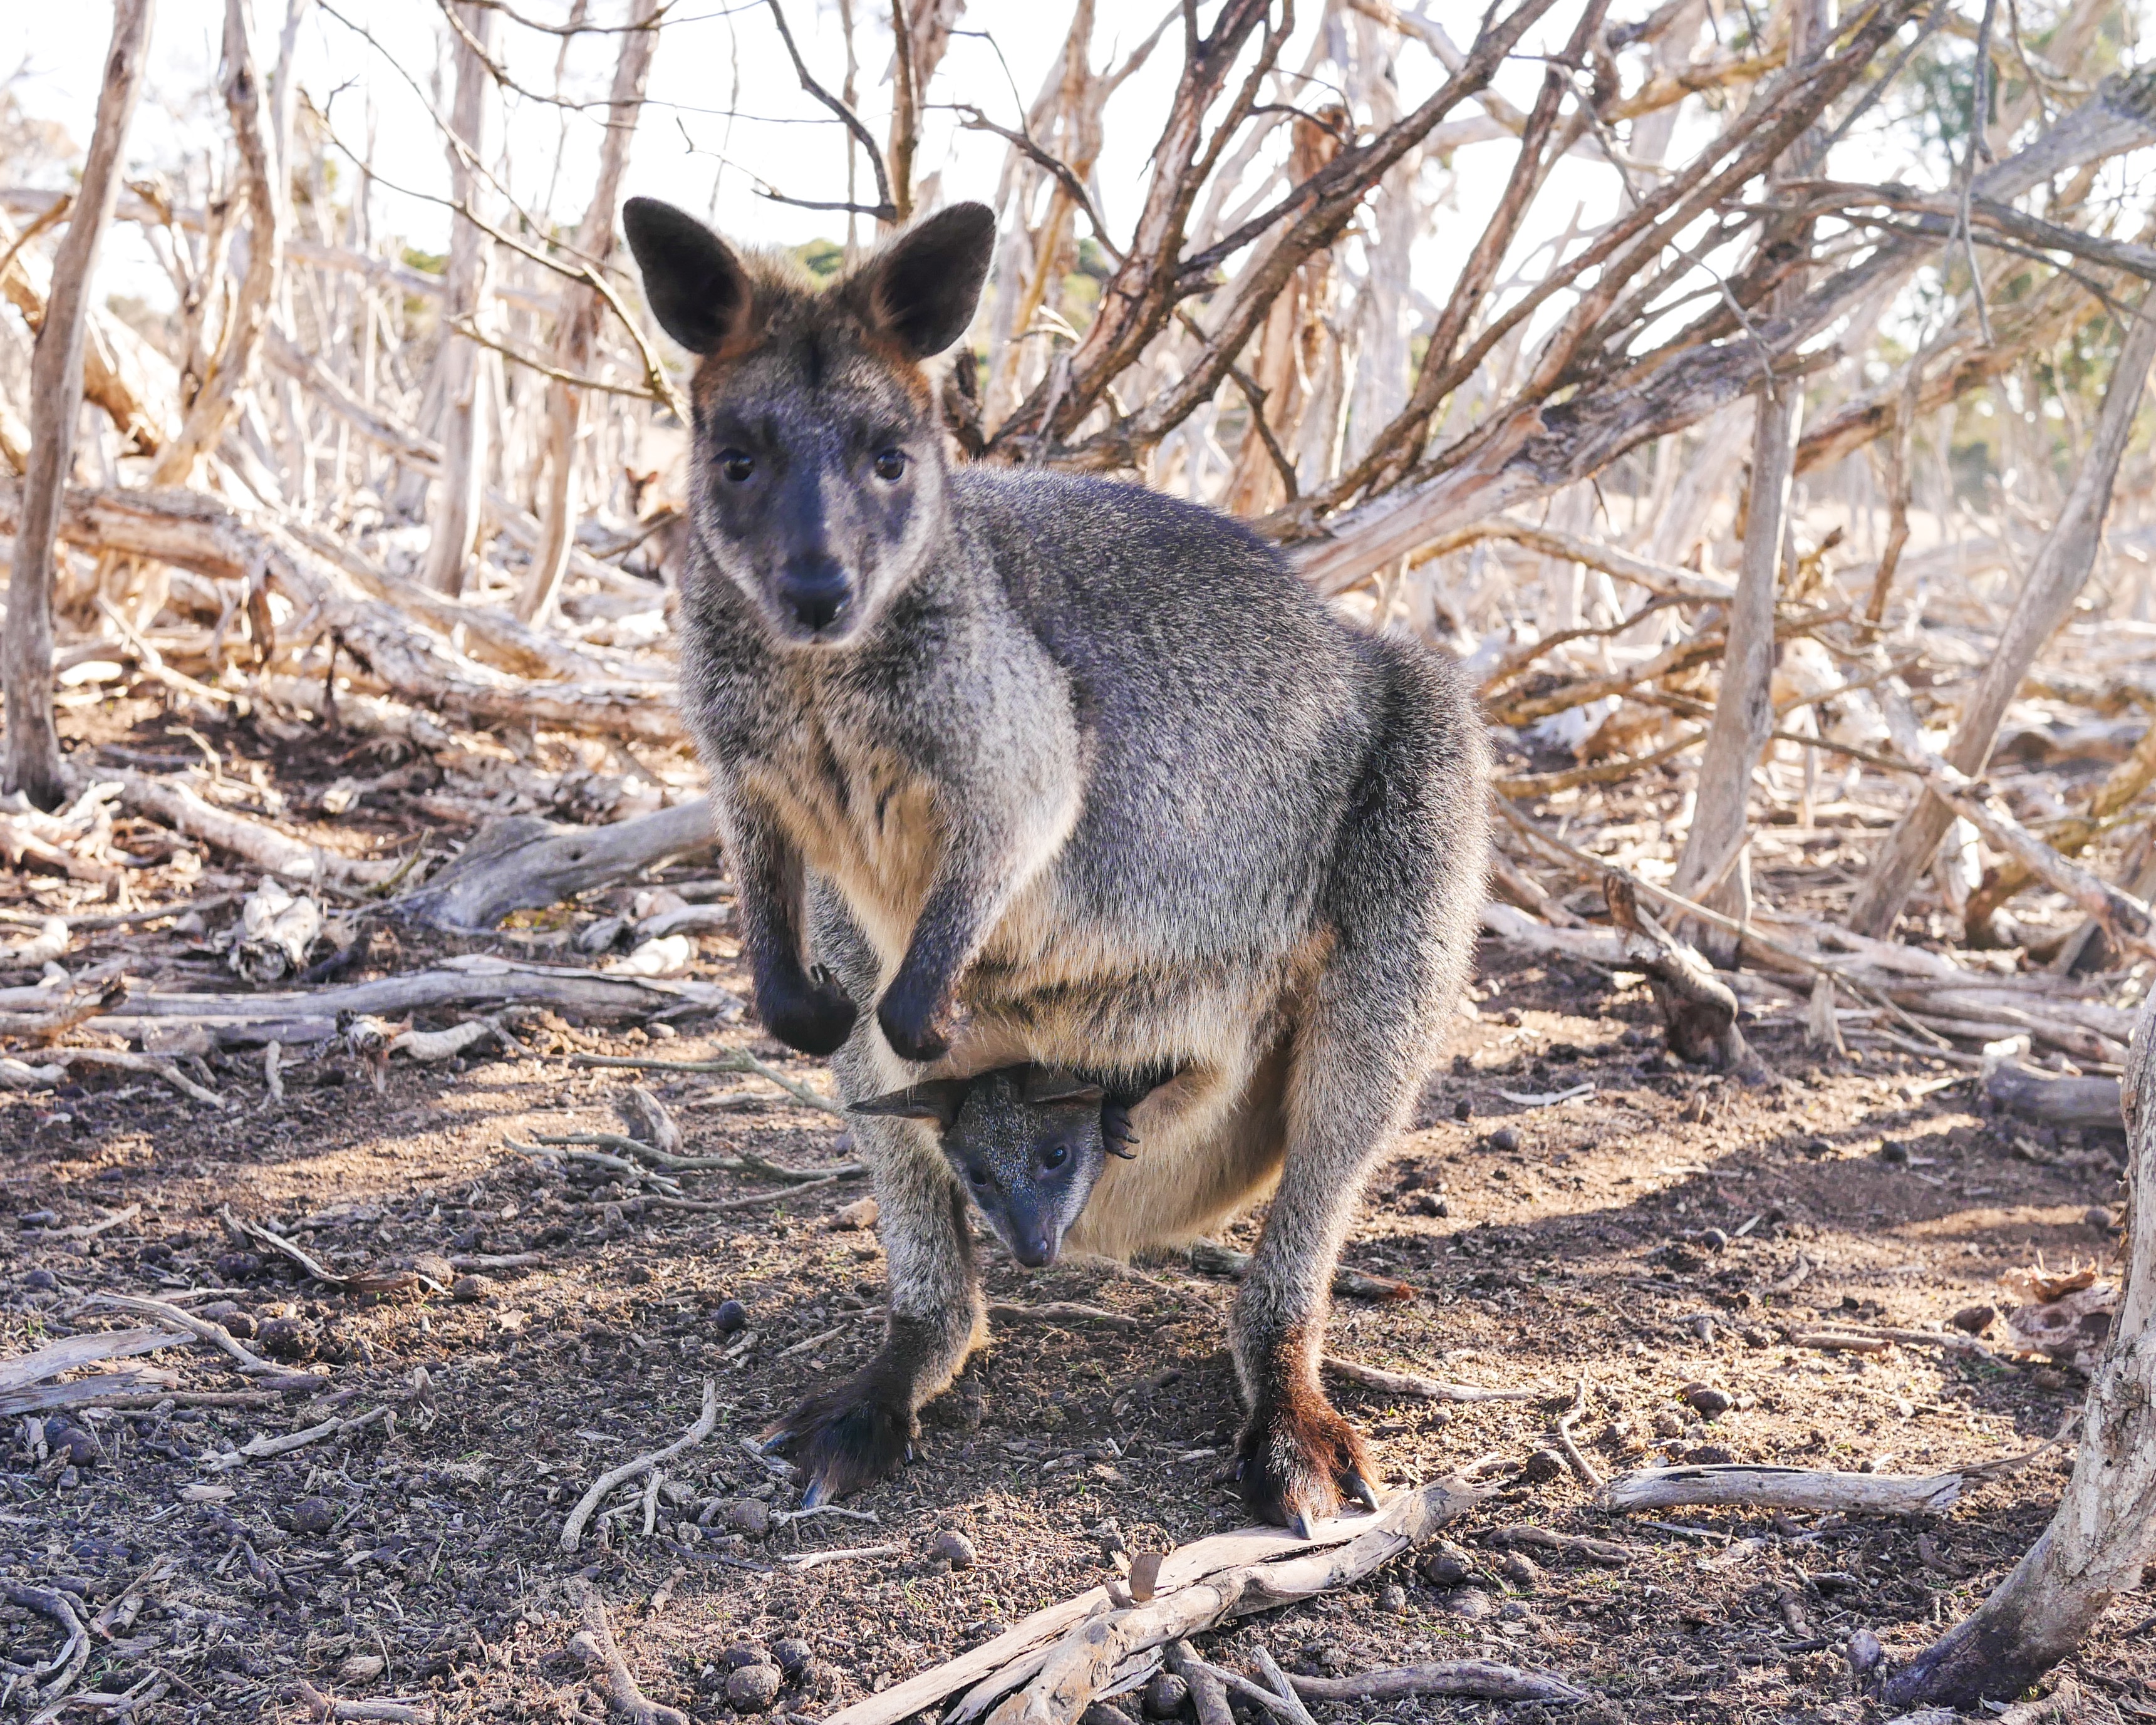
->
{"left": 3, "top": 703, "right": 2152, "bottom": 1724}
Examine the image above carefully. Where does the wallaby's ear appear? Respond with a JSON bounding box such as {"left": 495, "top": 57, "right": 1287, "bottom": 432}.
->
{"left": 849, "top": 1078, "right": 970, "bottom": 1129}
{"left": 623, "top": 197, "right": 755, "bottom": 356}
{"left": 1020, "top": 1068, "right": 1105, "bottom": 1107}
{"left": 846, "top": 202, "right": 995, "bottom": 359}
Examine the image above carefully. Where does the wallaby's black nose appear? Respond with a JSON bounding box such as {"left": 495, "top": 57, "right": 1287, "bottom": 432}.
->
{"left": 1013, "top": 1231, "right": 1058, "bottom": 1268}
{"left": 777, "top": 557, "right": 854, "bottom": 634}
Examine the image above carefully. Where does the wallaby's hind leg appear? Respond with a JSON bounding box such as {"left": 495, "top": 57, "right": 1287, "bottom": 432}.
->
{"left": 760, "top": 886, "right": 986, "bottom": 1504}
{"left": 1232, "top": 648, "right": 1486, "bottom": 1531}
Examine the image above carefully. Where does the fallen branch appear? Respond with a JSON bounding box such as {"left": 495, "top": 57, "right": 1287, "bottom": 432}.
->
{"left": 781, "top": 1541, "right": 904, "bottom": 1571}
{"left": 1189, "top": 1240, "right": 1412, "bottom": 1303}
{"left": 0, "top": 1324, "right": 187, "bottom": 1394}
{"left": 295, "top": 1680, "right": 435, "bottom": 1724}
{"left": 396, "top": 801, "right": 715, "bottom": 931}
{"left": 1982, "top": 1055, "right": 2123, "bottom": 1131}
{"left": 1601, "top": 1463, "right": 1967, "bottom": 1516}
{"left": 80, "top": 1292, "right": 318, "bottom": 1389}
{"left": 0, "top": 1366, "right": 183, "bottom": 1419}
{"left": 220, "top": 1208, "right": 445, "bottom": 1298}
{"left": 1287, "top": 1660, "right": 1590, "bottom": 1706}
{"left": 1320, "top": 1355, "right": 1541, "bottom": 1404}
{"left": 823, "top": 1479, "right": 1485, "bottom": 1725}
{"left": 1484, "top": 1524, "right": 1641, "bottom": 1565}
{"left": 560, "top": 1379, "right": 718, "bottom": 1551}
{"left": 573, "top": 1049, "right": 844, "bottom": 1115}
{"left": 2, "top": 1581, "right": 91, "bottom": 1713}
{"left": 204, "top": 1404, "right": 391, "bottom": 1471}
{"left": 568, "top": 1585, "right": 688, "bottom": 1725}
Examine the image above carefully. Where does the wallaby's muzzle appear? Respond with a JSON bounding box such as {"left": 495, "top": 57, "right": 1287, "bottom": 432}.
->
{"left": 775, "top": 551, "right": 854, "bottom": 638}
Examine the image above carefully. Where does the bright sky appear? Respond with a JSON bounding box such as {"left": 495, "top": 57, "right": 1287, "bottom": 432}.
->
{"left": 4, "top": 0, "right": 1635, "bottom": 314}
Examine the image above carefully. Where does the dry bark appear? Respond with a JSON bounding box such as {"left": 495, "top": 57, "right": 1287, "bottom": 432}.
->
{"left": 1, "top": 0, "right": 155, "bottom": 807}
{"left": 1884, "top": 992, "right": 2156, "bottom": 1707}
{"left": 1602, "top": 1463, "right": 1969, "bottom": 1516}
{"left": 396, "top": 800, "right": 717, "bottom": 930}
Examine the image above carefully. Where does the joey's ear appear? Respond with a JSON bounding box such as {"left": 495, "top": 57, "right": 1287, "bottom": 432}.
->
{"left": 845, "top": 202, "right": 996, "bottom": 358}
{"left": 849, "top": 1079, "right": 969, "bottom": 1129}
{"left": 623, "top": 197, "right": 755, "bottom": 355}
{"left": 1020, "top": 1068, "right": 1105, "bottom": 1107}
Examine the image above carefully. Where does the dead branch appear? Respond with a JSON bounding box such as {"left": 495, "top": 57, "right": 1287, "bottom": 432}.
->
{"left": 568, "top": 1583, "right": 690, "bottom": 1725}
{"left": 1982, "top": 1056, "right": 2123, "bottom": 1131}
{"left": 1319, "top": 1355, "right": 1540, "bottom": 1404}
{"left": 1601, "top": 1463, "right": 1969, "bottom": 1517}
{"left": 1188, "top": 1239, "right": 1411, "bottom": 1302}
{"left": 1286, "top": 1662, "right": 1588, "bottom": 1706}
{"left": 396, "top": 800, "right": 714, "bottom": 930}
{"left": 560, "top": 1379, "right": 718, "bottom": 1551}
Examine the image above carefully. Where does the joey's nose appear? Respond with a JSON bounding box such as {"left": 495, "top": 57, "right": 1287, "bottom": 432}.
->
{"left": 1012, "top": 1231, "right": 1058, "bottom": 1268}
{"left": 777, "top": 556, "right": 853, "bottom": 634}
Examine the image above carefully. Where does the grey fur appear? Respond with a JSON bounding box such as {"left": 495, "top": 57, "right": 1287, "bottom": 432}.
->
{"left": 625, "top": 197, "right": 1490, "bottom": 1526}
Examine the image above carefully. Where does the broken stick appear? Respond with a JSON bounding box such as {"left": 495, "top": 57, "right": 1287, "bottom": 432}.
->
{"left": 561, "top": 1379, "right": 719, "bottom": 1552}
{"left": 1601, "top": 1463, "right": 1966, "bottom": 1516}
{"left": 569, "top": 1584, "right": 689, "bottom": 1725}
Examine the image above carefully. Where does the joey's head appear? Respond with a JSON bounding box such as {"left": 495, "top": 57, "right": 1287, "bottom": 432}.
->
{"left": 852, "top": 1065, "right": 1156, "bottom": 1268}
{"left": 622, "top": 197, "right": 994, "bottom": 649}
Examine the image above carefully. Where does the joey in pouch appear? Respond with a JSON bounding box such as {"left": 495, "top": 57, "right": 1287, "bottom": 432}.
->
{"left": 625, "top": 195, "right": 1489, "bottom": 1528}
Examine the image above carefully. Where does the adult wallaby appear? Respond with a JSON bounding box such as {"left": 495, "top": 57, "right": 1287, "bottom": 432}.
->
{"left": 622, "top": 195, "right": 1489, "bottom": 1531}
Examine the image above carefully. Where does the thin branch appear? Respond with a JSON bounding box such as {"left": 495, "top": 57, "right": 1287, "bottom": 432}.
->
{"left": 765, "top": 0, "right": 896, "bottom": 222}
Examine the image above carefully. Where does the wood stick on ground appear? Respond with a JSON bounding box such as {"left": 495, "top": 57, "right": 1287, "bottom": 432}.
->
{"left": 1319, "top": 1355, "right": 1541, "bottom": 1404}
{"left": 825, "top": 1479, "right": 1485, "bottom": 1725}
{"left": 1164, "top": 1644, "right": 1232, "bottom": 1725}
{"left": 537, "top": 1129, "right": 863, "bottom": 1182}
{"left": 1883, "top": 990, "right": 2156, "bottom": 1708}
{"left": 221, "top": 1207, "right": 445, "bottom": 1297}
{"left": 781, "top": 1541, "right": 905, "bottom": 1571}
{"left": 1287, "top": 1660, "right": 1592, "bottom": 1706}
{"left": 1982, "top": 1053, "right": 2125, "bottom": 1130}
{"left": 572, "top": 1049, "right": 845, "bottom": 1116}
{"left": 1188, "top": 1240, "right": 1412, "bottom": 1303}
{"left": 204, "top": 1404, "right": 391, "bottom": 1471}
{"left": 81, "top": 1291, "right": 318, "bottom": 1388}
{"left": 296, "top": 1680, "right": 433, "bottom": 1724}
{"left": 1485, "top": 1525, "right": 1641, "bottom": 1565}
{"left": 568, "top": 1585, "right": 688, "bottom": 1725}
{"left": 397, "top": 801, "right": 715, "bottom": 930}
{"left": 2, "top": 1580, "right": 91, "bottom": 1710}
{"left": 0, "top": 1367, "right": 182, "bottom": 1420}
{"left": 560, "top": 1379, "right": 719, "bottom": 1552}
{"left": 1601, "top": 1463, "right": 1968, "bottom": 1516}
{"left": 0, "top": 1324, "right": 189, "bottom": 1394}
{"left": 1603, "top": 876, "right": 1766, "bottom": 1078}
{"left": 1249, "top": 1648, "right": 1321, "bottom": 1725}
{"left": 1552, "top": 1381, "right": 1606, "bottom": 1491}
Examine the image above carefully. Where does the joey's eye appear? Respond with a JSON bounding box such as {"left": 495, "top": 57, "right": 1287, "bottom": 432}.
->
{"left": 719, "top": 449, "right": 754, "bottom": 483}
{"left": 873, "top": 448, "right": 907, "bottom": 482}
{"left": 1039, "top": 1143, "right": 1069, "bottom": 1171}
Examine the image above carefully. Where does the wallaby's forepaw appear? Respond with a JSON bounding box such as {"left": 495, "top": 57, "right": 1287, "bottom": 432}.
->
{"left": 758, "top": 963, "right": 859, "bottom": 1058}
{"left": 1236, "top": 1384, "right": 1381, "bottom": 1536}
{"left": 874, "top": 982, "right": 955, "bottom": 1065}
{"left": 760, "top": 1381, "right": 915, "bottom": 1506}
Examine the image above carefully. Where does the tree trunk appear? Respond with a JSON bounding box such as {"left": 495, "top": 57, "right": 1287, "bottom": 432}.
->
{"left": 1846, "top": 294, "right": 2156, "bottom": 936}
{"left": 421, "top": 1, "right": 500, "bottom": 596}
{"left": 519, "top": 0, "right": 660, "bottom": 626}
{"left": 1, "top": 0, "right": 155, "bottom": 809}
{"left": 1881, "top": 990, "right": 2156, "bottom": 1709}
{"left": 150, "top": 0, "right": 281, "bottom": 488}
{"left": 1667, "top": 0, "right": 1827, "bottom": 953}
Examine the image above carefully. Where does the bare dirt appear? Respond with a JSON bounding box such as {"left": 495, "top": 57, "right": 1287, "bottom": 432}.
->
{"left": 3, "top": 705, "right": 2150, "bottom": 1724}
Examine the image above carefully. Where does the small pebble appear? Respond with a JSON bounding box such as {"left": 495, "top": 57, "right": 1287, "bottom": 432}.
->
{"left": 256, "top": 1316, "right": 317, "bottom": 1361}
{"left": 1419, "top": 1541, "right": 1474, "bottom": 1587}
{"left": 1742, "top": 1325, "right": 1773, "bottom": 1349}
{"left": 713, "top": 1299, "right": 749, "bottom": 1334}
{"left": 43, "top": 1423, "right": 98, "bottom": 1467}
{"left": 1142, "top": 1672, "right": 1189, "bottom": 1718}
{"left": 1518, "top": 1449, "right": 1565, "bottom": 1486}
{"left": 290, "top": 1495, "right": 336, "bottom": 1535}
{"left": 452, "top": 1273, "right": 497, "bottom": 1303}
{"left": 1376, "top": 1583, "right": 1407, "bottom": 1615}
{"left": 1436, "top": 1586, "right": 1495, "bottom": 1620}
{"left": 723, "top": 1499, "right": 773, "bottom": 1539}
{"left": 1879, "top": 1140, "right": 1909, "bottom": 1164}
{"left": 1682, "top": 1383, "right": 1733, "bottom": 1420}
{"left": 1684, "top": 1444, "right": 1734, "bottom": 1465}
{"left": 1950, "top": 1303, "right": 1996, "bottom": 1336}
{"left": 1488, "top": 1127, "right": 1520, "bottom": 1153}
{"left": 1651, "top": 1410, "right": 1686, "bottom": 1439}
{"left": 1495, "top": 1550, "right": 1540, "bottom": 1589}
{"left": 1411, "top": 1192, "right": 1448, "bottom": 1218}
{"left": 2085, "top": 1205, "right": 2115, "bottom": 1231}
{"left": 724, "top": 1644, "right": 768, "bottom": 1670}
{"left": 725, "top": 1664, "right": 782, "bottom": 1713}
{"left": 1699, "top": 1226, "right": 1729, "bottom": 1251}
{"left": 832, "top": 1198, "right": 880, "bottom": 1232}
{"left": 1451, "top": 1098, "right": 1473, "bottom": 1121}
{"left": 771, "top": 1638, "right": 813, "bottom": 1681}
{"left": 1846, "top": 1628, "right": 1883, "bottom": 1676}
{"left": 931, "top": 1529, "right": 977, "bottom": 1570}
{"left": 412, "top": 1253, "right": 455, "bottom": 1287}
{"left": 21, "top": 1268, "right": 57, "bottom": 1292}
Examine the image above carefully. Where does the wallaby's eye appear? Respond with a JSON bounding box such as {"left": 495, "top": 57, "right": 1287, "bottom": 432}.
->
{"left": 967, "top": 1164, "right": 990, "bottom": 1187}
{"left": 719, "top": 449, "right": 754, "bottom": 483}
{"left": 873, "top": 448, "right": 908, "bottom": 482}
{"left": 1039, "top": 1143, "right": 1069, "bottom": 1171}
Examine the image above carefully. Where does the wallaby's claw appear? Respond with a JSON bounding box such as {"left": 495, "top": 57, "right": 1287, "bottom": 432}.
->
{"left": 874, "top": 981, "right": 956, "bottom": 1065}
{"left": 760, "top": 1377, "right": 916, "bottom": 1505}
{"left": 1236, "top": 1384, "right": 1378, "bottom": 1534}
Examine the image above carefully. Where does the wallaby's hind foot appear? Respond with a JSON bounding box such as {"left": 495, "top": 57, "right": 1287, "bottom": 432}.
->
{"left": 1235, "top": 1377, "right": 1382, "bottom": 1535}
{"left": 760, "top": 1335, "right": 926, "bottom": 1505}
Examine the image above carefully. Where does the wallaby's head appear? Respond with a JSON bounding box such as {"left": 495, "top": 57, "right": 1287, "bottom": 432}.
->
{"left": 621, "top": 197, "right": 994, "bottom": 648}
{"left": 852, "top": 1065, "right": 1158, "bottom": 1268}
